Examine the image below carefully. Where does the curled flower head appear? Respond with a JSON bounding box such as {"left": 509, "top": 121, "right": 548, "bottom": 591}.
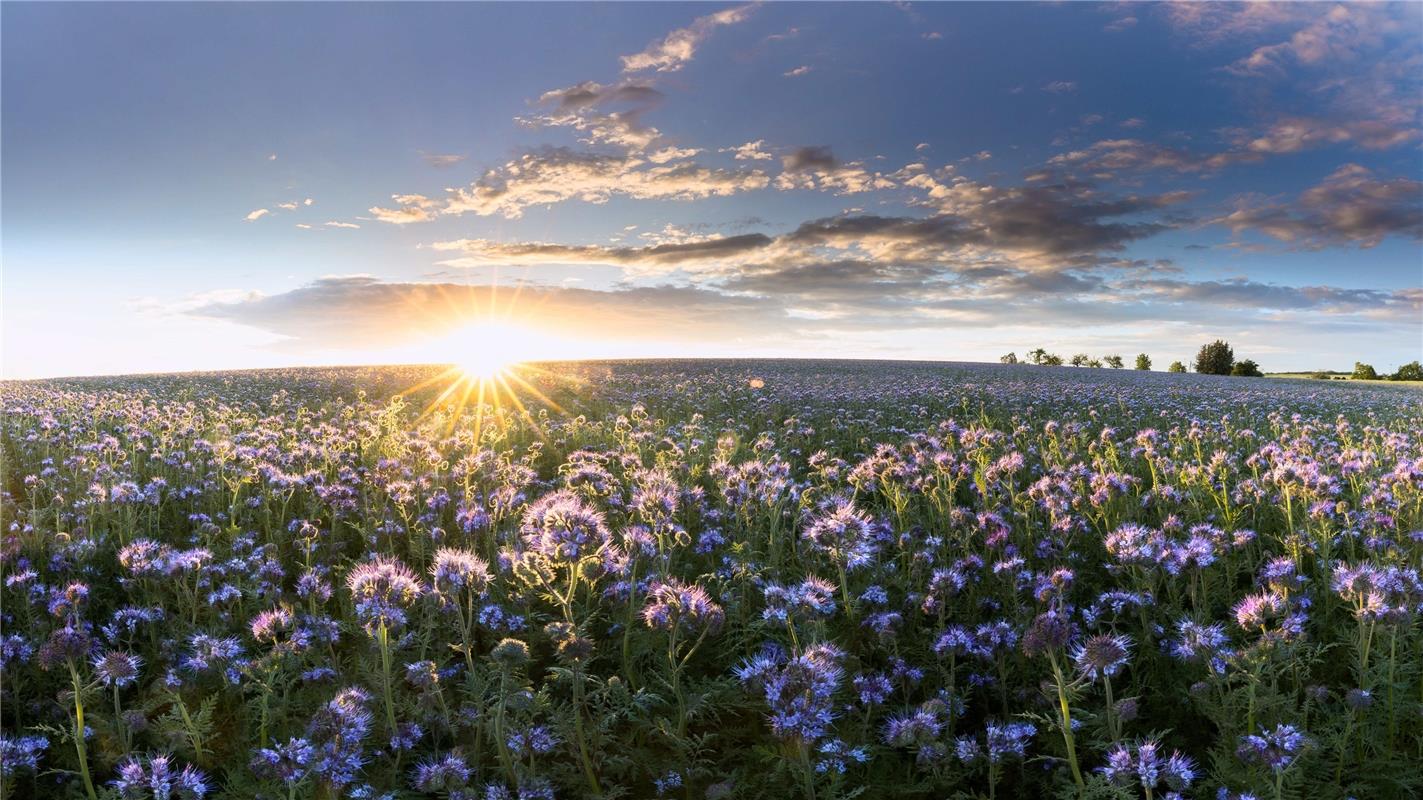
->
{"left": 430, "top": 548, "right": 492, "bottom": 600}
{"left": 490, "top": 638, "right": 530, "bottom": 670}
{"left": 1021, "top": 610, "right": 1077, "bottom": 657}
{"left": 413, "top": 750, "right": 471, "bottom": 794}
{"left": 802, "top": 496, "right": 877, "bottom": 569}
{"left": 520, "top": 490, "right": 610, "bottom": 562}
{"left": 1100, "top": 740, "right": 1196, "bottom": 792}
{"left": 346, "top": 557, "right": 423, "bottom": 633}
{"left": 113, "top": 753, "right": 209, "bottom": 800}
{"left": 642, "top": 578, "right": 725, "bottom": 634}
{"left": 1237, "top": 724, "right": 1309, "bottom": 772}
{"left": 93, "top": 650, "right": 142, "bottom": 688}
{"left": 1071, "top": 633, "right": 1131, "bottom": 681}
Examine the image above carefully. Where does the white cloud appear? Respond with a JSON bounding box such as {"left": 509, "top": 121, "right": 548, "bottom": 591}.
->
{"left": 245, "top": 208, "right": 270, "bottom": 221}
{"left": 621, "top": 4, "right": 757, "bottom": 73}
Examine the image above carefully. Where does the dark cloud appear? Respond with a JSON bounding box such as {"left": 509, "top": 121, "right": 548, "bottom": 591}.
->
{"left": 1218, "top": 164, "right": 1423, "bottom": 249}
{"left": 434, "top": 233, "right": 775, "bottom": 268}
{"left": 781, "top": 146, "right": 840, "bottom": 172}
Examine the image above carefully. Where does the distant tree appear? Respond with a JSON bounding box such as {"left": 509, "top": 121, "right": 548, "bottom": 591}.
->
{"left": 1087, "top": 358, "right": 1104, "bottom": 368}
{"left": 1000, "top": 352, "right": 1019, "bottom": 364}
{"left": 1026, "top": 348, "right": 1047, "bottom": 365}
{"left": 1231, "top": 359, "right": 1263, "bottom": 377}
{"left": 1135, "top": 353, "right": 1152, "bottom": 371}
{"left": 1044, "top": 353, "right": 1065, "bottom": 366}
{"left": 1352, "top": 362, "right": 1378, "bottom": 380}
{"left": 1104, "top": 354, "right": 1125, "bottom": 369}
{"left": 1168, "top": 361, "right": 1186, "bottom": 373}
{"left": 1071, "top": 353, "right": 1090, "bottom": 367}
{"left": 1194, "top": 340, "right": 1234, "bottom": 375}
{"left": 1310, "top": 371, "right": 1332, "bottom": 380}
{"left": 1392, "top": 361, "right": 1423, "bottom": 381}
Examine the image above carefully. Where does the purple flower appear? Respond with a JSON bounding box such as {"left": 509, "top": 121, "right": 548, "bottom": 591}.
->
{"left": 520, "top": 490, "right": 610, "bottom": 562}
{"left": 1237, "top": 724, "right": 1309, "bottom": 772}
{"left": 346, "top": 557, "right": 423, "bottom": 634}
{"left": 113, "top": 754, "right": 209, "bottom": 799}
{"left": 642, "top": 578, "right": 725, "bottom": 633}
{"left": 92, "top": 650, "right": 142, "bottom": 688}
{"left": 1071, "top": 633, "right": 1131, "bottom": 681}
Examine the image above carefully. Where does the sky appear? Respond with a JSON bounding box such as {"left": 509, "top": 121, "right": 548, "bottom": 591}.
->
{"left": 3, "top": 1, "right": 1421, "bottom": 378}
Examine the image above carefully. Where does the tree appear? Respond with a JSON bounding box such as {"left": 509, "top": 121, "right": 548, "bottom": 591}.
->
{"left": 1135, "top": 353, "right": 1152, "bottom": 371}
{"left": 1027, "top": 348, "right": 1048, "bottom": 365}
{"left": 1000, "top": 352, "right": 1019, "bottom": 365}
{"left": 1231, "top": 359, "right": 1263, "bottom": 377}
{"left": 1168, "top": 361, "right": 1186, "bottom": 373}
{"left": 1352, "top": 362, "right": 1378, "bottom": 380}
{"left": 1071, "top": 353, "right": 1090, "bottom": 367}
{"left": 1392, "top": 361, "right": 1423, "bottom": 381}
{"left": 1044, "top": 353, "right": 1064, "bottom": 366}
{"left": 1194, "top": 340, "right": 1234, "bottom": 375}
{"left": 1104, "top": 354, "right": 1124, "bottom": 369}
{"left": 1087, "top": 358, "right": 1104, "bottom": 368}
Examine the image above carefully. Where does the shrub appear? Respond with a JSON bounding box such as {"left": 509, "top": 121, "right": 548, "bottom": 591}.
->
{"left": 1392, "top": 361, "right": 1423, "bottom": 381}
{"left": 1230, "top": 359, "right": 1263, "bottom": 377}
{"left": 1167, "top": 361, "right": 1186, "bottom": 373}
{"left": 1352, "top": 362, "right": 1378, "bottom": 381}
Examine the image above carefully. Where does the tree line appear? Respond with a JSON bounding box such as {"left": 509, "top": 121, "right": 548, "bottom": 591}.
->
{"left": 1000, "top": 341, "right": 1421, "bottom": 380}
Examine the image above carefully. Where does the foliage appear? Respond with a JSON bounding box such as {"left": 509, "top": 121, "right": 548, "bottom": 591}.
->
{"left": 1167, "top": 361, "right": 1186, "bottom": 373}
{"left": 1195, "top": 340, "right": 1235, "bottom": 375}
{"left": 1351, "top": 363, "right": 1378, "bottom": 381}
{"left": 1231, "top": 359, "right": 1263, "bottom": 377}
{"left": 1391, "top": 361, "right": 1422, "bottom": 382}
{"left": 1135, "top": 354, "right": 1151, "bottom": 371}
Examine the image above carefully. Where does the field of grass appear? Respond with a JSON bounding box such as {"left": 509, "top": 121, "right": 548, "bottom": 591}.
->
{"left": 2, "top": 360, "right": 1421, "bottom": 800}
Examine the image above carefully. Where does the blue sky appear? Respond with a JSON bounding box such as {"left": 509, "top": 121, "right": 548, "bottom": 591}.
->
{"left": 3, "top": 1, "right": 1420, "bottom": 377}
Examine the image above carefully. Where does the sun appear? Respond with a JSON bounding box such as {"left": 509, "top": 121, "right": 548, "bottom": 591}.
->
{"left": 455, "top": 348, "right": 513, "bottom": 381}
{"left": 441, "top": 320, "right": 533, "bottom": 381}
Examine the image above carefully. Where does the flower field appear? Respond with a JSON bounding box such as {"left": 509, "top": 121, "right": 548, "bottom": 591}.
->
{"left": 2, "top": 360, "right": 1421, "bottom": 800}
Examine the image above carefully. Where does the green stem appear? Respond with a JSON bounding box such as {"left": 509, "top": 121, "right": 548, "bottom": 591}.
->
{"left": 1048, "top": 652, "right": 1085, "bottom": 793}
{"left": 68, "top": 661, "right": 99, "bottom": 800}
{"left": 378, "top": 623, "right": 398, "bottom": 736}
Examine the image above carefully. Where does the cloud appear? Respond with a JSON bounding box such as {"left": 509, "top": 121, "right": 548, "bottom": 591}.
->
{"left": 922, "top": 31, "right": 943, "bottom": 41}
{"left": 722, "top": 139, "right": 773, "bottom": 161}
{"left": 1048, "top": 138, "right": 1257, "bottom": 175}
{"left": 245, "top": 208, "right": 269, "bottom": 221}
{"left": 1125, "top": 277, "right": 1418, "bottom": 316}
{"left": 783, "top": 65, "right": 812, "bottom": 77}
{"left": 188, "top": 275, "right": 792, "bottom": 348}
{"left": 1216, "top": 164, "right": 1423, "bottom": 249}
{"left": 523, "top": 80, "right": 668, "bottom": 151}
{"left": 438, "top": 173, "right": 1192, "bottom": 280}
{"left": 1240, "top": 116, "right": 1420, "bottom": 154}
{"left": 1104, "top": 16, "right": 1137, "bottom": 33}
{"left": 1042, "top": 81, "right": 1078, "bottom": 93}
{"left": 775, "top": 146, "right": 896, "bottom": 195}
{"left": 325, "top": 221, "right": 361, "bottom": 229}
{"left": 369, "top": 194, "right": 440, "bottom": 225}
{"left": 431, "top": 233, "right": 775, "bottom": 271}
{"left": 422, "top": 153, "right": 467, "bottom": 168}
{"left": 1225, "top": 3, "right": 1404, "bottom": 76}
{"left": 435, "top": 147, "right": 772, "bottom": 219}
{"left": 621, "top": 3, "right": 757, "bottom": 73}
